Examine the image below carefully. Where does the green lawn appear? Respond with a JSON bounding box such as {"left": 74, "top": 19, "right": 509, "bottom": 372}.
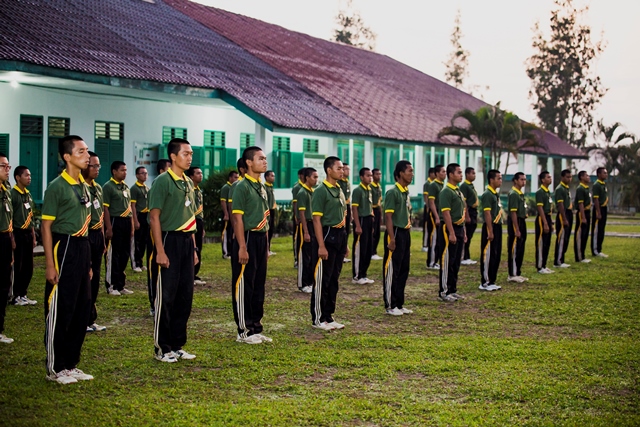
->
{"left": 1, "top": 231, "right": 639, "bottom": 426}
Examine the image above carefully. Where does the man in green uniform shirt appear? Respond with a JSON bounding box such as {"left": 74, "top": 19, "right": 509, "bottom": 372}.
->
{"left": 422, "top": 167, "right": 435, "bottom": 252}
{"left": 82, "top": 152, "right": 107, "bottom": 333}
{"left": 149, "top": 138, "right": 198, "bottom": 363}
{"left": 10, "top": 166, "right": 36, "bottom": 305}
{"left": 591, "top": 167, "right": 609, "bottom": 257}
{"left": 264, "top": 170, "right": 277, "bottom": 255}
{"left": 370, "top": 168, "right": 383, "bottom": 260}
{"left": 42, "top": 135, "right": 94, "bottom": 383}
{"left": 351, "top": 167, "right": 375, "bottom": 285}
{"left": 220, "top": 170, "right": 238, "bottom": 260}
{"left": 479, "top": 170, "right": 503, "bottom": 291}
{"left": 460, "top": 167, "right": 479, "bottom": 265}
{"left": 0, "top": 152, "right": 14, "bottom": 344}
{"left": 427, "top": 165, "right": 445, "bottom": 269}
{"left": 231, "top": 146, "right": 272, "bottom": 344}
{"left": 131, "top": 166, "right": 149, "bottom": 273}
{"left": 311, "top": 157, "right": 347, "bottom": 331}
{"left": 438, "top": 163, "right": 467, "bottom": 302}
{"left": 554, "top": 169, "right": 573, "bottom": 268}
{"left": 535, "top": 171, "right": 554, "bottom": 274}
{"left": 507, "top": 172, "right": 529, "bottom": 283}
{"left": 291, "top": 168, "right": 305, "bottom": 269}
{"left": 187, "top": 166, "right": 206, "bottom": 286}
{"left": 296, "top": 168, "right": 318, "bottom": 293}
{"left": 383, "top": 161, "right": 414, "bottom": 314}
{"left": 103, "top": 161, "right": 134, "bottom": 295}
{"left": 574, "top": 171, "right": 592, "bottom": 263}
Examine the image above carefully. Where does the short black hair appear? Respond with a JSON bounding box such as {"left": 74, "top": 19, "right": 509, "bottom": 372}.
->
{"left": 298, "top": 168, "right": 307, "bottom": 177}
{"left": 393, "top": 160, "right": 412, "bottom": 180}
{"left": 343, "top": 163, "right": 349, "bottom": 167}
{"left": 446, "top": 163, "right": 460, "bottom": 179}
{"left": 487, "top": 169, "right": 501, "bottom": 181}
{"left": 538, "top": 170, "right": 550, "bottom": 181}
{"left": 428, "top": 167, "right": 435, "bottom": 175}
{"left": 13, "top": 165, "right": 28, "bottom": 180}
{"left": 186, "top": 166, "right": 201, "bottom": 178}
{"left": 167, "top": 138, "right": 190, "bottom": 159}
{"left": 135, "top": 166, "right": 147, "bottom": 175}
{"left": 111, "top": 161, "right": 126, "bottom": 175}
{"left": 242, "top": 146, "right": 263, "bottom": 165}
{"left": 88, "top": 151, "right": 98, "bottom": 159}
{"left": 372, "top": 168, "right": 380, "bottom": 174}
{"left": 265, "top": 170, "right": 274, "bottom": 178}
{"left": 0, "top": 152, "right": 6, "bottom": 160}
{"left": 228, "top": 170, "right": 238, "bottom": 179}
{"left": 323, "top": 156, "right": 341, "bottom": 174}
{"left": 236, "top": 158, "right": 247, "bottom": 173}
{"left": 157, "top": 159, "right": 171, "bottom": 175}
{"left": 303, "top": 168, "right": 317, "bottom": 179}
{"left": 434, "top": 165, "right": 445, "bottom": 174}
{"left": 465, "top": 167, "right": 475, "bottom": 175}
{"left": 560, "top": 169, "right": 571, "bottom": 177}
{"left": 58, "top": 135, "right": 83, "bottom": 160}
{"left": 596, "top": 167, "right": 607, "bottom": 175}
{"left": 359, "top": 167, "right": 371, "bottom": 177}
{"left": 512, "top": 172, "right": 525, "bottom": 182}
{"left": 578, "top": 170, "right": 588, "bottom": 180}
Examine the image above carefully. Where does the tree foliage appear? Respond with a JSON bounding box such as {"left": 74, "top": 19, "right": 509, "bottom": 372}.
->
{"left": 332, "top": 0, "right": 377, "bottom": 51}
{"left": 438, "top": 103, "right": 542, "bottom": 175}
{"left": 526, "top": 0, "right": 607, "bottom": 149}
{"left": 444, "top": 9, "right": 470, "bottom": 90}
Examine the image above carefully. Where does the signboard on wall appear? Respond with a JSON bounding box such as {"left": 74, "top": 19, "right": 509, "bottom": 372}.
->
{"left": 134, "top": 142, "right": 159, "bottom": 181}
{"left": 304, "top": 155, "right": 326, "bottom": 185}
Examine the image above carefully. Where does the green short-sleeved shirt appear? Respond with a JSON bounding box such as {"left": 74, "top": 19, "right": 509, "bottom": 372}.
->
{"left": 296, "top": 184, "right": 314, "bottom": 221}
{"left": 554, "top": 182, "right": 573, "bottom": 212}
{"left": 480, "top": 186, "right": 503, "bottom": 224}
{"left": 370, "top": 182, "right": 382, "bottom": 208}
{"left": 508, "top": 187, "right": 527, "bottom": 219}
{"left": 265, "top": 182, "right": 276, "bottom": 210}
{"left": 312, "top": 180, "right": 347, "bottom": 228}
{"left": 220, "top": 182, "right": 231, "bottom": 202}
{"left": 439, "top": 183, "right": 466, "bottom": 225}
{"left": 130, "top": 181, "right": 149, "bottom": 213}
{"left": 338, "top": 178, "right": 351, "bottom": 204}
{"left": 592, "top": 180, "right": 608, "bottom": 207}
{"left": 351, "top": 183, "right": 373, "bottom": 218}
{"left": 228, "top": 178, "right": 242, "bottom": 204}
{"left": 231, "top": 175, "right": 270, "bottom": 232}
{"left": 384, "top": 183, "right": 412, "bottom": 229}
{"left": 427, "top": 179, "right": 444, "bottom": 208}
{"left": 459, "top": 180, "right": 478, "bottom": 210}
{"left": 103, "top": 178, "right": 132, "bottom": 218}
{"left": 193, "top": 186, "right": 203, "bottom": 219}
{"left": 148, "top": 169, "right": 197, "bottom": 232}
{"left": 42, "top": 170, "right": 92, "bottom": 237}
{"left": 575, "top": 183, "right": 591, "bottom": 210}
{"left": 0, "top": 183, "right": 13, "bottom": 233}
{"left": 87, "top": 181, "right": 104, "bottom": 230}
{"left": 536, "top": 186, "right": 552, "bottom": 215}
{"left": 422, "top": 179, "right": 431, "bottom": 200}
{"left": 11, "top": 186, "right": 34, "bottom": 230}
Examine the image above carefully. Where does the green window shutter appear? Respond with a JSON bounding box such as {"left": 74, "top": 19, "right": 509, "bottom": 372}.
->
{"left": 163, "top": 127, "right": 187, "bottom": 144}
{"left": 224, "top": 148, "right": 238, "bottom": 168}
{"left": 273, "top": 136, "right": 290, "bottom": 151}
{"left": 95, "top": 139, "right": 111, "bottom": 185}
{"left": 205, "top": 130, "right": 225, "bottom": 147}
{"left": 290, "top": 152, "right": 304, "bottom": 187}
{"left": 240, "top": 133, "right": 255, "bottom": 148}
{"left": 192, "top": 146, "right": 203, "bottom": 168}
{"left": 0, "top": 134, "right": 9, "bottom": 156}
{"left": 303, "top": 138, "right": 319, "bottom": 153}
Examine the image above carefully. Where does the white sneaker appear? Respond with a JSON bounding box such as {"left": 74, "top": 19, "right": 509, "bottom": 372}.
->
{"left": 399, "top": 307, "right": 414, "bottom": 314}
{"left": 87, "top": 323, "right": 106, "bottom": 332}
{"left": 312, "top": 322, "right": 335, "bottom": 331}
{"left": 421, "top": 247, "right": 429, "bottom": 252}
{"left": 193, "top": 279, "right": 207, "bottom": 285}
{"left": 371, "top": 254, "right": 383, "bottom": 260}
{"left": 478, "top": 284, "right": 495, "bottom": 292}
{"left": 236, "top": 334, "right": 263, "bottom": 344}
{"left": 428, "top": 263, "right": 440, "bottom": 270}
{"left": 13, "top": 297, "right": 28, "bottom": 306}
{"left": 460, "top": 259, "right": 474, "bottom": 265}
{"left": 120, "top": 288, "right": 134, "bottom": 295}
{"left": 343, "top": 258, "right": 351, "bottom": 263}
{"left": 23, "top": 296, "right": 37, "bottom": 305}
{"left": 450, "top": 293, "right": 465, "bottom": 300}
{"left": 386, "top": 307, "right": 403, "bottom": 316}
{"left": 364, "top": 278, "right": 374, "bottom": 284}
{"left": 0, "top": 334, "right": 14, "bottom": 344}
{"left": 596, "top": 252, "right": 608, "bottom": 258}
{"left": 223, "top": 255, "right": 231, "bottom": 260}
{"left": 67, "top": 368, "right": 94, "bottom": 381}
{"left": 269, "top": 251, "right": 277, "bottom": 256}
{"left": 487, "top": 284, "right": 502, "bottom": 291}
{"left": 327, "top": 321, "right": 345, "bottom": 329}
{"left": 133, "top": 267, "right": 143, "bottom": 273}
{"left": 46, "top": 371, "right": 78, "bottom": 384}
{"left": 518, "top": 276, "right": 529, "bottom": 282}
{"left": 255, "top": 334, "right": 273, "bottom": 343}
{"left": 545, "top": 268, "right": 555, "bottom": 273}
{"left": 301, "top": 286, "right": 312, "bottom": 293}
{"left": 439, "top": 294, "right": 457, "bottom": 302}
{"left": 507, "top": 276, "right": 521, "bottom": 282}
{"left": 554, "top": 263, "right": 570, "bottom": 268}
{"left": 174, "top": 349, "right": 196, "bottom": 360}
{"left": 580, "top": 259, "right": 591, "bottom": 263}
{"left": 352, "top": 277, "right": 369, "bottom": 285}
{"left": 155, "top": 351, "right": 178, "bottom": 363}
{"left": 537, "top": 268, "right": 553, "bottom": 274}
{"left": 107, "top": 287, "right": 121, "bottom": 296}
{"left": 142, "top": 266, "right": 148, "bottom": 271}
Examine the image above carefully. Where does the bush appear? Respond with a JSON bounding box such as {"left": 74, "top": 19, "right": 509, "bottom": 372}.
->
{"left": 201, "top": 168, "right": 236, "bottom": 232}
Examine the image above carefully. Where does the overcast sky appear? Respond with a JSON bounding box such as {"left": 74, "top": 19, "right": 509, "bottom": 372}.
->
{"left": 195, "top": 0, "right": 639, "bottom": 143}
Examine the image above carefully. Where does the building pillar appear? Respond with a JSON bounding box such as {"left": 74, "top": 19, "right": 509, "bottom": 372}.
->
{"left": 254, "top": 123, "right": 267, "bottom": 149}
{"left": 561, "top": 157, "right": 568, "bottom": 172}
{"left": 449, "top": 148, "right": 456, "bottom": 166}
{"left": 348, "top": 138, "right": 354, "bottom": 182}
{"left": 530, "top": 155, "right": 539, "bottom": 194}
{"left": 365, "top": 140, "right": 373, "bottom": 171}
{"left": 459, "top": 148, "right": 467, "bottom": 170}
{"left": 547, "top": 157, "right": 554, "bottom": 178}
{"left": 518, "top": 154, "right": 526, "bottom": 173}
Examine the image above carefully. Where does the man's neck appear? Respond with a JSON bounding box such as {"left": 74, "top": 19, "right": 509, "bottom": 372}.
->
{"left": 398, "top": 179, "right": 411, "bottom": 188}
{"left": 246, "top": 171, "right": 261, "bottom": 180}
{"left": 66, "top": 166, "right": 81, "bottom": 181}
{"left": 16, "top": 183, "right": 27, "bottom": 192}
{"left": 170, "top": 165, "right": 185, "bottom": 177}
{"left": 326, "top": 177, "right": 338, "bottom": 186}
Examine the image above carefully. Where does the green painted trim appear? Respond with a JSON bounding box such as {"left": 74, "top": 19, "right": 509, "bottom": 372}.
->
{"left": 219, "top": 92, "right": 273, "bottom": 131}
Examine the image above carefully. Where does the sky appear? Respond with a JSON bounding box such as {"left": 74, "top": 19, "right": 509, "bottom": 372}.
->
{"left": 195, "top": 0, "right": 640, "bottom": 144}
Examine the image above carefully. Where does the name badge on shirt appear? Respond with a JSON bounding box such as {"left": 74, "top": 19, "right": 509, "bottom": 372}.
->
{"left": 4, "top": 203, "right": 9, "bottom": 212}
{"left": 185, "top": 200, "right": 191, "bottom": 207}
{"left": 548, "top": 196, "right": 553, "bottom": 203}
{"left": 24, "top": 202, "right": 30, "bottom": 210}
{"left": 85, "top": 201, "right": 91, "bottom": 208}
{"left": 93, "top": 199, "right": 100, "bottom": 209}
{"left": 123, "top": 190, "right": 129, "bottom": 199}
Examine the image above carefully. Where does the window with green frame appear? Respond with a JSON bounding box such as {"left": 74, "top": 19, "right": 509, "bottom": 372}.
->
{"left": 201, "top": 130, "right": 236, "bottom": 177}
{"left": 434, "top": 147, "right": 446, "bottom": 166}
{"left": 95, "top": 121, "right": 125, "bottom": 185}
{"left": 336, "top": 139, "right": 364, "bottom": 179}
{"left": 337, "top": 139, "right": 349, "bottom": 163}
{"left": 47, "top": 117, "right": 70, "bottom": 187}
{"left": 402, "top": 145, "right": 415, "bottom": 184}
{"left": 373, "top": 144, "right": 400, "bottom": 189}
{"left": 241, "top": 133, "right": 255, "bottom": 148}
{"left": 162, "top": 126, "right": 187, "bottom": 144}
{"left": 272, "top": 136, "right": 303, "bottom": 188}
{"left": 0, "top": 134, "right": 8, "bottom": 157}
{"left": 303, "top": 138, "right": 319, "bottom": 153}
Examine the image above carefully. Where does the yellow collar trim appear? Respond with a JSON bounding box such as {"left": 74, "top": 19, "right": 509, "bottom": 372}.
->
{"left": 561, "top": 182, "right": 570, "bottom": 189}
{"left": 12, "top": 185, "right": 28, "bottom": 194}
{"left": 512, "top": 187, "right": 523, "bottom": 195}
{"left": 597, "top": 179, "right": 606, "bottom": 185}
{"left": 301, "top": 183, "right": 314, "bottom": 193}
{"left": 245, "top": 174, "right": 260, "bottom": 183}
{"left": 167, "top": 168, "right": 186, "bottom": 181}
{"left": 359, "top": 182, "right": 370, "bottom": 190}
{"left": 487, "top": 186, "right": 498, "bottom": 194}
{"left": 580, "top": 183, "right": 589, "bottom": 188}
{"left": 434, "top": 179, "right": 443, "bottom": 184}
{"left": 323, "top": 179, "right": 337, "bottom": 188}
{"left": 62, "top": 170, "right": 85, "bottom": 185}
{"left": 464, "top": 180, "right": 473, "bottom": 185}
{"left": 370, "top": 182, "right": 379, "bottom": 188}
{"left": 541, "top": 185, "right": 549, "bottom": 192}
{"left": 135, "top": 181, "right": 147, "bottom": 187}
{"left": 446, "top": 183, "right": 459, "bottom": 190}
{"left": 395, "top": 182, "right": 408, "bottom": 193}
{"left": 264, "top": 182, "right": 273, "bottom": 187}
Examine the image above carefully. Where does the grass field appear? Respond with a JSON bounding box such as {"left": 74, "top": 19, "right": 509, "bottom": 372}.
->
{"left": 1, "top": 231, "right": 639, "bottom": 426}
